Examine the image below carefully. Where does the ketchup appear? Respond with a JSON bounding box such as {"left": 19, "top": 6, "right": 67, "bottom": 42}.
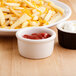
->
{"left": 23, "top": 33, "right": 51, "bottom": 40}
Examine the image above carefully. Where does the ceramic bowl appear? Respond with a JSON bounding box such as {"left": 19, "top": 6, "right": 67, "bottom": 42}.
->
{"left": 16, "top": 27, "right": 56, "bottom": 59}
{"left": 57, "top": 20, "right": 76, "bottom": 49}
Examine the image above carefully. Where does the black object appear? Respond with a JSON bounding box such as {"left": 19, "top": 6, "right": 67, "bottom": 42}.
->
{"left": 58, "top": 29, "right": 76, "bottom": 49}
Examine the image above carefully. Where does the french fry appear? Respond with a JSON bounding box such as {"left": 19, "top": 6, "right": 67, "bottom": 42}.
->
{"left": 23, "top": 0, "right": 41, "bottom": 12}
{"left": 41, "top": 14, "right": 46, "bottom": 19}
{"left": 49, "top": 13, "right": 62, "bottom": 24}
{"left": 6, "top": 20, "right": 10, "bottom": 26}
{"left": 30, "top": 21, "right": 40, "bottom": 26}
{"left": 0, "top": 7, "right": 10, "bottom": 13}
{"left": 14, "top": 7, "right": 24, "bottom": 10}
{"left": 43, "top": 0, "right": 51, "bottom": 2}
{"left": 5, "top": 14, "right": 12, "bottom": 19}
{"left": 4, "top": 26, "right": 9, "bottom": 29}
{"left": 0, "top": 8, "right": 5, "bottom": 26}
{"left": 22, "top": 21, "right": 29, "bottom": 28}
{"left": 0, "top": 2, "right": 1, "bottom": 5}
{"left": 15, "top": 10, "right": 22, "bottom": 13}
{"left": 9, "top": 7, "right": 20, "bottom": 17}
{"left": 49, "top": 2, "right": 64, "bottom": 15}
{"left": 11, "top": 14, "right": 31, "bottom": 29}
{"left": 44, "top": 10, "right": 52, "bottom": 21}
{"left": 33, "top": 15, "right": 38, "bottom": 20}
{"left": 52, "top": 11, "right": 56, "bottom": 16}
{"left": 38, "top": 7, "right": 46, "bottom": 13}
{"left": 9, "top": 16, "right": 18, "bottom": 21}
{"left": 32, "top": 9, "right": 40, "bottom": 16}
{"left": 23, "top": 0, "right": 35, "bottom": 8}
{"left": 4, "top": 3, "right": 20, "bottom": 7}
{"left": 9, "top": 20, "right": 14, "bottom": 25}
{"left": 44, "top": 0, "right": 64, "bottom": 14}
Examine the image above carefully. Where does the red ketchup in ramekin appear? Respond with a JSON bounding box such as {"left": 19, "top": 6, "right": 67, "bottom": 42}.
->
{"left": 23, "top": 33, "right": 51, "bottom": 40}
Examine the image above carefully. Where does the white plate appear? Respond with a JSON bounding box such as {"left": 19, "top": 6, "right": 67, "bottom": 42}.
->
{"left": 0, "top": 0, "right": 71, "bottom": 36}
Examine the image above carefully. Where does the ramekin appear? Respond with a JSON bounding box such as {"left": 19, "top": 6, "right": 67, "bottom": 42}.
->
{"left": 16, "top": 27, "right": 56, "bottom": 59}
{"left": 57, "top": 20, "right": 76, "bottom": 49}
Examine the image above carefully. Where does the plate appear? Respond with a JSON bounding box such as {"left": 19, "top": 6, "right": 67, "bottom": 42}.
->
{"left": 0, "top": 0, "right": 72, "bottom": 36}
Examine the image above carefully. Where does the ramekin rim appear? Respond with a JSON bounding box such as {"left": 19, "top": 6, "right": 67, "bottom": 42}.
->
{"left": 57, "top": 20, "right": 76, "bottom": 34}
{"left": 16, "top": 27, "right": 56, "bottom": 42}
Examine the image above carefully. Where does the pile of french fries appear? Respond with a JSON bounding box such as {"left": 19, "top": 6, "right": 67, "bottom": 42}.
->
{"left": 0, "top": 0, "right": 64, "bottom": 29}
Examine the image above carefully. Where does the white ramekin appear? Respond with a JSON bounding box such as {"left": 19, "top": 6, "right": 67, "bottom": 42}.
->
{"left": 16, "top": 27, "right": 56, "bottom": 59}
